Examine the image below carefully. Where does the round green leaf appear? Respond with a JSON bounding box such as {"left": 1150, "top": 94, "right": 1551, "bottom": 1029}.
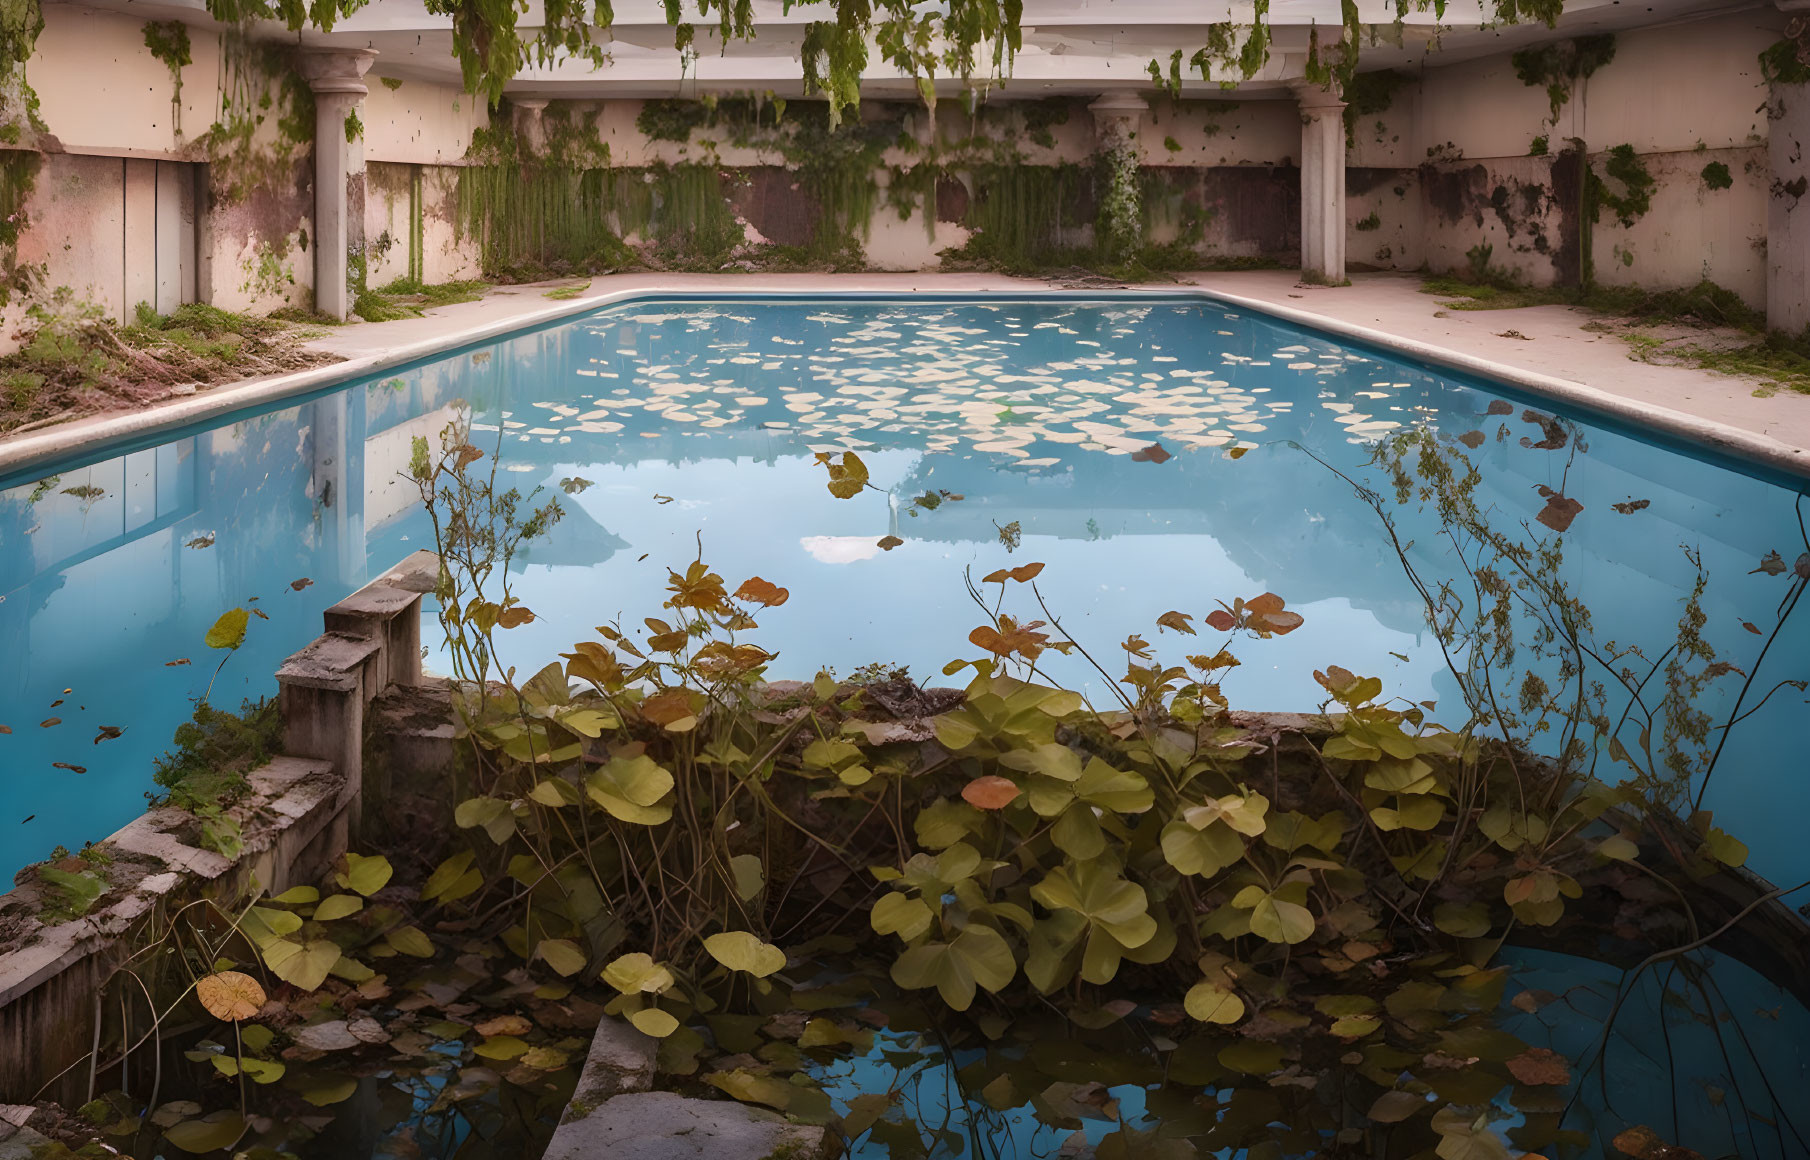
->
{"left": 204, "top": 609, "right": 249, "bottom": 651}
{"left": 628, "top": 1007, "right": 680, "bottom": 1037}
{"left": 341, "top": 853, "right": 393, "bottom": 897}
{"left": 704, "top": 931, "right": 787, "bottom": 978}
{"left": 164, "top": 1111, "right": 246, "bottom": 1153}
{"left": 538, "top": 938, "right": 587, "bottom": 977}
{"left": 313, "top": 894, "right": 364, "bottom": 922}
{"left": 1183, "top": 981, "right": 1245, "bottom": 1024}
{"left": 1246, "top": 892, "right": 1315, "bottom": 944}
{"left": 602, "top": 952, "right": 675, "bottom": 995}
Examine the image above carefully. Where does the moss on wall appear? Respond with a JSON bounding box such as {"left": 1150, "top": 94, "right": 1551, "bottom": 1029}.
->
{"left": 1511, "top": 35, "right": 1616, "bottom": 123}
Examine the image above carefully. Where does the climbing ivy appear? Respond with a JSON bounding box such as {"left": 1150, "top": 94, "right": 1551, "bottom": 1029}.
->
{"left": 142, "top": 21, "right": 191, "bottom": 137}
{"left": 1342, "top": 68, "right": 1409, "bottom": 147}
{"left": 1511, "top": 34, "right": 1616, "bottom": 124}
{"left": 198, "top": 37, "right": 316, "bottom": 205}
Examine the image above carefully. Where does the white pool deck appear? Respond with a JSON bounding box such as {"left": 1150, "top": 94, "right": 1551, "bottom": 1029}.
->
{"left": 3, "top": 270, "right": 1809, "bottom": 482}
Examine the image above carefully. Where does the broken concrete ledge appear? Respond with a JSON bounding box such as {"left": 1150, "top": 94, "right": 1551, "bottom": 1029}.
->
{"left": 546, "top": 1017, "right": 834, "bottom": 1160}
{"left": 0, "top": 754, "right": 344, "bottom": 1101}
{"left": 0, "top": 551, "right": 437, "bottom": 1103}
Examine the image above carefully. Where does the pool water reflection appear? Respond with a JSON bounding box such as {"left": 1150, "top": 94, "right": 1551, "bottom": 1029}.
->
{"left": 1, "top": 296, "right": 1806, "bottom": 896}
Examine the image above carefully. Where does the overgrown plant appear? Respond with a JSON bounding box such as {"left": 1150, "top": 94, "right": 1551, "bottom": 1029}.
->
{"left": 376, "top": 417, "right": 1803, "bottom": 1155}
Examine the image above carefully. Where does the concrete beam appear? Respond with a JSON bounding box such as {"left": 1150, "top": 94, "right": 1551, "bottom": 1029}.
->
{"left": 1290, "top": 80, "right": 1347, "bottom": 285}
{"left": 298, "top": 50, "right": 377, "bottom": 321}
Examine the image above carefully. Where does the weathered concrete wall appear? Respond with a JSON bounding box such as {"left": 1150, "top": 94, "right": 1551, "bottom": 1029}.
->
{"left": 0, "top": 5, "right": 1792, "bottom": 313}
{"left": 1396, "top": 8, "right": 1777, "bottom": 302}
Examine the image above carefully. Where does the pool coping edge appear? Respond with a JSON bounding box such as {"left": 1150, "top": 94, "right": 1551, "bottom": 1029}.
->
{"left": 0, "top": 282, "right": 1805, "bottom": 484}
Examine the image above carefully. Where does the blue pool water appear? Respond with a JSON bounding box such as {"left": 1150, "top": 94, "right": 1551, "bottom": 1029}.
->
{"left": 1, "top": 294, "right": 1807, "bottom": 896}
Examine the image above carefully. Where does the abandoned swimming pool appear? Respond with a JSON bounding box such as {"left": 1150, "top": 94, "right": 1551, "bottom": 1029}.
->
{"left": 0, "top": 292, "right": 1805, "bottom": 894}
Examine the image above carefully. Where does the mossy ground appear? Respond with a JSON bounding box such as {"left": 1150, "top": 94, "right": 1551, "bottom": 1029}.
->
{"left": 354, "top": 277, "right": 488, "bottom": 322}
{"left": 0, "top": 298, "right": 337, "bottom": 435}
{"left": 1422, "top": 273, "right": 1810, "bottom": 394}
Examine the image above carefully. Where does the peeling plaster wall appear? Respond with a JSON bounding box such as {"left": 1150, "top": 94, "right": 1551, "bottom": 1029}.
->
{"left": 0, "top": 5, "right": 1792, "bottom": 317}
{"left": 1395, "top": 8, "right": 1777, "bottom": 303}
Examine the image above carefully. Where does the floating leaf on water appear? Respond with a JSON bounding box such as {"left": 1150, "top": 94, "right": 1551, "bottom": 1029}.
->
{"left": 92, "top": 726, "right": 122, "bottom": 744}
{"left": 1752, "top": 550, "right": 1787, "bottom": 576}
{"left": 185, "top": 533, "right": 216, "bottom": 549}
{"left": 163, "top": 1111, "right": 246, "bottom": 1153}
{"left": 1611, "top": 499, "right": 1650, "bottom": 514}
{"left": 1204, "top": 609, "right": 1236, "bottom": 631}
{"left": 289, "top": 577, "right": 313, "bottom": 591}
{"left": 204, "top": 608, "right": 249, "bottom": 651}
{"left": 40, "top": 717, "right": 60, "bottom": 728}
{"left": 1534, "top": 490, "right": 1583, "bottom": 533}
{"left": 1130, "top": 443, "right": 1172, "bottom": 464}
{"left": 0, "top": 725, "right": 9, "bottom": 734}
{"left": 1457, "top": 431, "right": 1484, "bottom": 449}
{"left": 560, "top": 476, "right": 595, "bottom": 495}
{"left": 196, "top": 971, "right": 266, "bottom": 1021}
{"left": 877, "top": 535, "right": 904, "bottom": 550}
{"left": 1227, "top": 446, "right": 1249, "bottom": 459}
{"left": 734, "top": 577, "right": 790, "bottom": 607}
{"left": 1742, "top": 621, "right": 1762, "bottom": 635}
{"left": 164, "top": 658, "right": 191, "bottom": 667}
{"left": 995, "top": 520, "right": 1022, "bottom": 551}
{"left": 1183, "top": 980, "right": 1244, "bottom": 1024}
{"left": 1156, "top": 610, "right": 1195, "bottom": 635}
{"left": 473, "top": 1035, "right": 531, "bottom": 1060}
{"left": 474, "top": 1014, "right": 532, "bottom": 1037}
{"left": 291, "top": 1020, "right": 360, "bottom": 1051}
{"left": 1485, "top": 399, "right": 1513, "bottom": 416}
{"left": 294, "top": 1074, "right": 359, "bottom": 1106}
{"left": 706, "top": 1068, "right": 793, "bottom": 1110}
{"left": 1367, "top": 1089, "right": 1426, "bottom": 1123}
{"left": 1505, "top": 1046, "right": 1570, "bottom": 1086}
{"left": 1610, "top": 1126, "right": 1667, "bottom": 1160}
{"left": 51, "top": 762, "right": 85, "bottom": 774}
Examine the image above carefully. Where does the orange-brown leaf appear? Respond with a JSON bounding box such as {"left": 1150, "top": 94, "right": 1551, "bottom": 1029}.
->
{"left": 961, "top": 776, "right": 1021, "bottom": 810}
{"left": 640, "top": 690, "right": 697, "bottom": 728}
{"left": 734, "top": 577, "right": 790, "bottom": 607}
{"left": 497, "top": 606, "right": 536, "bottom": 629}
{"left": 1007, "top": 562, "right": 1045, "bottom": 583}
{"left": 1504, "top": 1047, "right": 1570, "bottom": 1086}
{"left": 1157, "top": 611, "right": 1196, "bottom": 635}
{"left": 196, "top": 971, "right": 267, "bottom": 1022}
{"left": 1204, "top": 609, "right": 1237, "bottom": 632}
{"left": 1246, "top": 593, "right": 1286, "bottom": 617}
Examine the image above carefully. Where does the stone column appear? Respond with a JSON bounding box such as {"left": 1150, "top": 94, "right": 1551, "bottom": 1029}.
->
{"left": 513, "top": 97, "right": 549, "bottom": 153}
{"left": 298, "top": 50, "right": 377, "bottom": 321}
{"left": 1768, "top": 71, "right": 1810, "bottom": 332}
{"left": 1088, "top": 94, "right": 1149, "bottom": 262}
{"left": 1290, "top": 81, "right": 1347, "bottom": 285}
